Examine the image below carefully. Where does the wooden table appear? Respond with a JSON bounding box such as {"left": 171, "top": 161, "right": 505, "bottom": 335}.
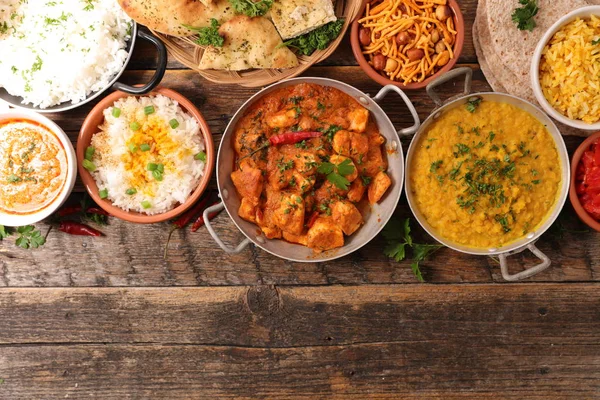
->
{"left": 2, "top": 1, "right": 600, "bottom": 398}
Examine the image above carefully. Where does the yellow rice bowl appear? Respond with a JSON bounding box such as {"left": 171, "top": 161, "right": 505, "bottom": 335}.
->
{"left": 539, "top": 16, "right": 600, "bottom": 124}
{"left": 409, "top": 100, "right": 562, "bottom": 249}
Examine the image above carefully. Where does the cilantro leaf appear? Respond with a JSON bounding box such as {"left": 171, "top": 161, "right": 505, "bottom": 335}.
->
{"left": 413, "top": 243, "right": 443, "bottom": 262}
{"left": 279, "top": 19, "right": 344, "bottom": 56}
{"left": 337, "top": 158, "right": 355, "bottom": 177}
{"left": 317, "top": 162, "right": 334, "bottom": 175}
{"left": 228, "top": 0, "right": 273, "bottom": 17}
{"left": 184, "top": 19, "right": 224, "bottom": 47}
{"left": 465, "top": 98, "right": 482, "bottom": 113}
{"left": 0, "top": 225, "right": 12, "bottom": 240}
{"left": 511, "top": 0, "right": 539, "bottom": 32}
{"left": 15, "top": 225, "right": 46, "bottom": 249}
{"left": 410, "top": 262, "right": 424, "bottom": 283}
{"left": 326, "top": 173, "right": 350, "bottom": 191}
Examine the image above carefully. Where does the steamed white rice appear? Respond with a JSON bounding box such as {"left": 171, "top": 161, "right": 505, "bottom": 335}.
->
{"left": 90, "top": 95, "right": 206, "bottom": 215}
{"left": 0, "top": 0, "right": 132, "bottom": 108}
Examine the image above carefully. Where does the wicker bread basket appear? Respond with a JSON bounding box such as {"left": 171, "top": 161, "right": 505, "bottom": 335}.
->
{"left": 150, "top": 0, "right": 362, "bottom": 88}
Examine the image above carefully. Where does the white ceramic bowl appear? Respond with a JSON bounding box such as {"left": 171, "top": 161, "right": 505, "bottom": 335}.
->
{"left": 0, "top": 110, "right": 76, "bottom": 226}
{"left": 531, "top": 5, "right": 600, "bottom": 131}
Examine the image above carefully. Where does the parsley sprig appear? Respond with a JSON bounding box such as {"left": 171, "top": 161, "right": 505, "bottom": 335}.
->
{"left": 229, "top": 0, "right": 273, "bottom": 17}
{"left": 15, "top": 225, "right": 46, "bottom": 249}
{"left": 382, "top": 217, "right": 442, "bottom": 282}
{"left": 184, "top": 19, "right": 224, "bottom": 47}
{"left": 465, "top": 97, "right": 482, "bottom": 113}
{"left": 317, "top": 158, "right": 355, "bottom": 190}
{"left": 278, "top": 19, "right": 344, "bottom": 56}
{"left": 511, "top": 0, "right": 539, "bottom": 32}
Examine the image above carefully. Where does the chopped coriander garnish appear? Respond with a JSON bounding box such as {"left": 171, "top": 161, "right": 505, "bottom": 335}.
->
{"left": 99, "top": 188, "right": 108, "bottom": 199}
{"left": 194, "top": 151, "right": 207, "bottom": 161}
{"left": 465, "top": 98, "right": 482, "bottom": 113}
{"left": 512, "top": 0, "right": 539, "bottom": 32}
{"left": 144, "top": 105, "right": 155, "bottom": 115}
{"left": 126, "top": 188, "right": 137, "bottom": 195}
{"left": 82, "top": 159, "right": 96, "bottom": 172}
{"left": 130, "top": 121, "right": 140, "bottom": 131}
{"left": 593, "top": 38, "right": 600, "bottom": 46}
{"left": 140, "top": 143, "right": 151, "bottom": 152}
{"left": 112, "top": 107, "right": 121, "bottom": 118}
{"left": 141, "top": 200, "right": 152, "bottom": 209}
{"left": 7, "top": 174, "right": 21, "bottom": 183}
{"left": 169, "top": 119, "right": 179, "bottom": 129}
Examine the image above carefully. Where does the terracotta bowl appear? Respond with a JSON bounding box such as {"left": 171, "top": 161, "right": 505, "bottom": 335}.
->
{"left": 350, "top": 0, "right": 465, "bottom": 90}
{"left": 77, "top": 87, "right": 214, "bottom": 224}
{"left": 569, "top": 132, "right": 600, "bottom": 232}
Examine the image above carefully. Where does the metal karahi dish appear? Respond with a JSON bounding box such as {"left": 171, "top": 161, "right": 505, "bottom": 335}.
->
{"left": 0, "top": 23, "right": 167, "bottom": 113}
{"left": 404, "top": 68, "right": 570, "bottom": 281}
{"left": 202, "top": 76, "right": 420, "bottom": 262}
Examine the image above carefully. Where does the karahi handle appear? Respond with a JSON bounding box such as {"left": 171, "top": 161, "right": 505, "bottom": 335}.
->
{"left": 498, "top": 243, "right": 551, "bottom": 281}
{"left": 426, "top": 67, "right": 473, "bottom": 107}
{"left": 373, "top": 85, "right": 420, "bottom": 137}
{"left": 204, "top": 202, "right": 251, "bottom": 254}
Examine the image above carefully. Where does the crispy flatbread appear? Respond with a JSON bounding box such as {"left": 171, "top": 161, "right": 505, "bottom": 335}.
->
{"left": 199, "top": 16, "right": 299, "bottom": 70}
{"left": 271, "top": 0, "right": 337, "bottom": 40}
{"left": 117, "top": 0, "right": 235, "bottom": 37}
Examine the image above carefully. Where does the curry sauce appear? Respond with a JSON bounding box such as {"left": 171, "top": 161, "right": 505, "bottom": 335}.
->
{"left": 231, "top": 83, "right": 391, "bottom": 252}
{"left": 0, "top": 119, "right": 67, "bottom": 215}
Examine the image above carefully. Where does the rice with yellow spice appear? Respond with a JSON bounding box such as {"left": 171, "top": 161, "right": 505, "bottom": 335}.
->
{"left": 88, "top": 95, "right": 206, "bottom": 215}
{"left": 539, "top": 16, "right": 600, "bottom": 124}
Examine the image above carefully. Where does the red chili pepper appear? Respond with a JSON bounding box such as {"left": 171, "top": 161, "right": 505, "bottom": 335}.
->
{"left": 86, "top": 207, "right": 110, "bottom": 216}
{"left": 305, "top": 211, "right": 319, "bottom": 229}
{"left": 238, "top": 131, "right": 323, "bottom": 163}
{"left": 57, "top": 206, "right": 82, "bottom": 217}
{"left": 191, "top": 201, "right": 222, "bottom": 232}
{"left": 59, "top": 221, "right": 103, "bottom": 236}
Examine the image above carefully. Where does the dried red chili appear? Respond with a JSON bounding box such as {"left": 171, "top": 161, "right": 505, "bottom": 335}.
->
{"left": 238, "top": 131, "right": 323, "bottom": 163}
{"left": 59, "top": 221, "right": 103, "bottom": 236}
{"left": 305, "top": 211, "right": 319, "bottom": 229}
{"left": 191, "top": 201, "right": 222, "bottom": 232}
{"left": 57, "top": 206, "right": 83, "bottom": 217}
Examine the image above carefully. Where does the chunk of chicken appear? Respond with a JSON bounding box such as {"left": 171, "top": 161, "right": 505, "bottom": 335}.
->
{"left": 307, "top": 217, "right": 344, "bottom": 251}
{"left": 332, "top": 130, "right": 369, "bottom": 163}
{"left": 231, "top": 163, "right": 264, "bottom": 204}
{"left": 283, "top": 231, "right": 308, "bottom": 246}
{"left": 368, "top": 171, "right": 391, "bottom": 204}
{"left": 267, "top": 151, "right": 294, "bottom": 190}
{"left": 329, "top": 155, "right": 358, "bottom": 183}
{"left": 331, "top": 201, "right": 363, "bottom": 236}
{"left": 347, "top": 179, "right": 366, "bottom": 203}
{"left": 267, "top": 109, "right": 298, "bottom": 129}
{"left": 359, "top": 145, "right": 387, "bottom": 177}
{"left": 273, "top": 193, "right": 305, "bottom": 235}
{"left": 348, "top": 107, "right": 369, "bottom": 132}
{"left": 238, "top": 197, "right": 257, "bottom": 223}
{"left": 291, "top": 171, "right": 315, "bottom": 194}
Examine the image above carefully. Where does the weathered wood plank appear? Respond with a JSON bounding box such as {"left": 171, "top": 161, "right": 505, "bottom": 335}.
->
{"left": 0, "top": 285, "right": 598, "bottom": 398}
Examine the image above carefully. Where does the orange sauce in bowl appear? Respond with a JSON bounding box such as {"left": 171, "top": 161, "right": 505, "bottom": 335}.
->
{"left": 0, "top": 119, "right": 67, "bottom": 215}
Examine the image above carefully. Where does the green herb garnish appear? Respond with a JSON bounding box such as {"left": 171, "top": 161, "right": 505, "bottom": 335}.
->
{"left": 0, "top": 225, "right": 13, "bottom": 240}
{"left": 112, "top": 107, "right": 121, "bottom": 118}
{"left": 84, "top": 146, "right": 95, "bottom": 161}
{"left": 15, "top": 225, "right": 45, "bottom": 249}
{"left": 430, "top": 160, "right": 443, "bottom": 173}
{"left": 141, "top": 200, "right": 152, "bottom": 209}
{"left": 593, "top": 38, "right": 600, "bottom": 46}
{"left": 130, "top": 121, "right": 140, "bottom": 131}
{"left": 465, "top": 98, "right": 482, "bottom": 113}
{"left": 99, "top": 188, "right": 108, "bottom": 199}
{"left": 144, "top": 105, "right": 155, "bottom": 115}
{"left": 184, "top": 18, "right": 224, "bottom": 47}
{"left": 82, "top": 159, "right": 96, "bottom": 172}
{"left": 228, "top": 0, "right": 273, "bottom": 17}
{"left": 126, "top": 188, "right": 137, "bottom": 195}
{"left": 278, "top": 19, "right": 344, "bottom": 56}
{"left": 512, "top": 0, "right": 539, "bottom": 32}
{"left": 195, "top": 152, "right": 207, "bottom": 161}
{"left": 128, "top": 143, "right": 137, "bottom": 153}
{"left": 140, "top": 143, "right": 151, "bottom": 152}
{"left": 317, "top": 158, "right": 355, "bottom": 191}
{"left": 169, "top": 119, "right": 179, "bottom": 129}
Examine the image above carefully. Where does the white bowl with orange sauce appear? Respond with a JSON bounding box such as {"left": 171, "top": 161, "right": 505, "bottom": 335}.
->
{"left": 0, "top": 110, "right": 76, "bottom": 226}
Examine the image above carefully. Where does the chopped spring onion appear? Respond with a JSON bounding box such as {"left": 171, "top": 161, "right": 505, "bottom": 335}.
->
{"left": 99, "top": 189, "right": 108, "bottom": 199}
{"left": 147, "top": 162, "right": 158, "bottom": 171}
{"left": 169, "top": 119, "right": 179, "bottom": 129}
{"left": 152, "top": 170, "right": 163, "bottom": 181}
{"left": 112, "top": 107, "right": 121, "bottom": 118}
{"left": 128, "top": 143, "right": 137, "bottom": 153}
{"left": 84, "top": 146, "right": 95, "bottom": 161}
{"left": 156, "top": 163, "right": 164, "bottom": 173}
{"left": 141, "top": 200, "right": 151, "bottom": 209}
{"left": 125, "top": 188, "right": 137, "bottom": 195}
{"left": 130, "top": 121, "right": 140, "bottom": 131}
{"left": 82, "top": 159, "right": 96, "bottom": 172}
{"left": 140, "top": 143, "right": 151, "bottom": 152}
{"left": 194, "top": 151, "right": 207, "bottom": 162}
{"left": 144, "top": 105, "right": 155, "bottom": 115}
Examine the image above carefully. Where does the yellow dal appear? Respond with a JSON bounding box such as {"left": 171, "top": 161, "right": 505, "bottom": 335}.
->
{"left": 410, "top": 101, "right": 561, "bottom": 248}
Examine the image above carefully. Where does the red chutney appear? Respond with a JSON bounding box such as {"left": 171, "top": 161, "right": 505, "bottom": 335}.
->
{"left": 0, "top": 119, "right": 67, "bottom": 215}
{"left": 575, "top": 139, "right": 600, "bottom": 219}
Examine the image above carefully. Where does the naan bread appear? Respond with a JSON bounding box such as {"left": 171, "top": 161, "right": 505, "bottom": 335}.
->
{"left": 271, "top": 0, "right": 337, "bottom": 40}
{"left": 118, "top": 0, "right": 235, "bottom": 36}
{"left": 199, "top": 16, "right": 298, "bottom": 70}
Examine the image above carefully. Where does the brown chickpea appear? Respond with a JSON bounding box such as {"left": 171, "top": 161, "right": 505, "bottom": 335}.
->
{"left": 372, "top": 53, "right": 386, "bottom": 71}
{"left": 435, "top": 41, "right": 446, "bottom": 54}
{"left": 359, "top": 27, "right": 372, "bottom": 46}
{"left": 436, "top": 5, "right": 452, "bottom": 21}
{"left": 407, "top": 48, "right": 425, "bottom": 62}
{"left": 396, "top": 31, "right": 411, "bottom": 46}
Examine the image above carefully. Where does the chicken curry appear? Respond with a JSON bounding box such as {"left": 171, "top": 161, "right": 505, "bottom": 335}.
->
{"left": 231, "top": 83, "right": 391, "bottom": 252}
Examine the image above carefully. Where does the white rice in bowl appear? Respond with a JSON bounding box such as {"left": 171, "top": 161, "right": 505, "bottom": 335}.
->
{"left": 87, "top": 95, "right": 206, "bottom": 215}
{"left": 0, "top": 0, "right": 132, "bottom": 108}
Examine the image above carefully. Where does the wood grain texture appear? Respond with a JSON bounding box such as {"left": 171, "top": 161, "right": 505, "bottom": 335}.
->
{"left": 0, "top": 285, "right": 599, "bottom": 399}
